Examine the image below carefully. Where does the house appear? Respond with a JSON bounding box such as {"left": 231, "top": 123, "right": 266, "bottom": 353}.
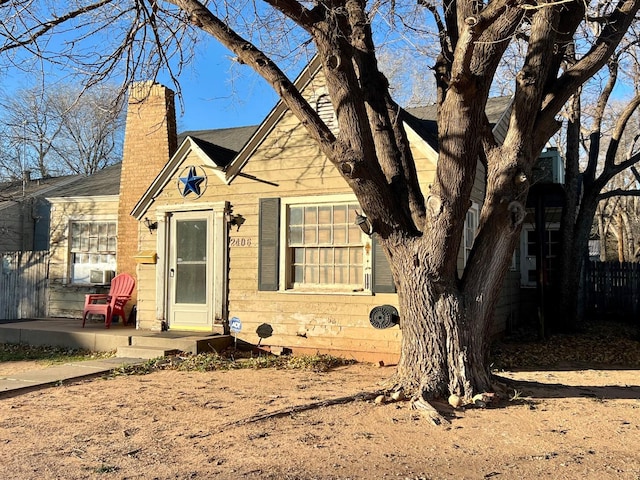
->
{"left": 0, "top": 171, "right": 79, "bottom": 253}
{"left": 44, "top": 59, "right": 514, "bottom": 363}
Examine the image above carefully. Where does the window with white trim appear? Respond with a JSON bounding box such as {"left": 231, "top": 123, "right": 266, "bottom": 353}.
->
{"left": 520, "top": 225, "right": 560, "bottom": 287}
{"left": 463, "top": 202, "right": 479, "bottom": 266}
{"left": 285, "top": 201, "right": 367, "bottom": 291}
{"left": 69, "top": 221, "right": 117, "bottom": 284}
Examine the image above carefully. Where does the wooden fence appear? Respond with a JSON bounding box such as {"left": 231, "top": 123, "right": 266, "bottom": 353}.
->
{"left": 584, "top": 261, "right": 640, "bottom": 320}
{"left": 0, "top": 251, "right": 48, "bottom": 320}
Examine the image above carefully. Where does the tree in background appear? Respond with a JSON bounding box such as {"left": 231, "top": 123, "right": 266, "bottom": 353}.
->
{"left": 0, "top": 84, "right": 124, "bottom": 180}
{"left": 557, "top": 40, "right": 640, "bottom": 330}
{"left": 1, "top": 0, "right": 639, "bottom": 409}
{"left": 594, "top": 170, "right": 640, "bottom": 262}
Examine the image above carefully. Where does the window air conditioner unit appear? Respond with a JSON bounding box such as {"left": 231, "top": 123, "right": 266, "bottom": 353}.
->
{"left": 90, "top": 269, "right": 115, "bottom": 285}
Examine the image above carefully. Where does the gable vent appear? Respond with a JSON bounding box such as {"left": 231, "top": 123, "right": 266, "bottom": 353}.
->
{"left": 315, "top": 93, "right": 338, "bottom": 134}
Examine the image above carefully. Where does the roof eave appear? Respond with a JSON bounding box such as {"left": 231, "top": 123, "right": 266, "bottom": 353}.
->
{"left": 224, "top": 55, "right": 324, "bottom": 183}
{"left": 131, "top": 136, "right": 227, "bottom": 220}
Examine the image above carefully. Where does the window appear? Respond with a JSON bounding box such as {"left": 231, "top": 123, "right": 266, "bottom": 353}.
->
{"left": 287, "top": 202, "right": 365, "bottom": 290}
{"left": 521, "top": 225, "right": 560, "bottom": 287}
{"left": 70, "top": 221, "right": 117, "bottom": 284}
{"left": 463, "top": 203, "right": 479, "bottom": 266}
{"left": 258, "top": 197, "right": 393, "bottom": 294}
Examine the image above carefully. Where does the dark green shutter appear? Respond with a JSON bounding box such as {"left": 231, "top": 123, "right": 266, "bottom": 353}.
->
{"left": 258, "top": 198, "right": 280, "bottom": 291}
{"left": 372, "top": 235, "right": 396, "bottom": 293}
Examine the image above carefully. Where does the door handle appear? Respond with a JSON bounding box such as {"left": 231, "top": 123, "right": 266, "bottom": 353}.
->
{"left": 170, "top": 268, "right": 175, "bottom": 277}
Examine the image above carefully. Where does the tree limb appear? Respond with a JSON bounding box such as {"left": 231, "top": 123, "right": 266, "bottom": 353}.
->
{"left": 0, "top": 0, "right": 115, "bottom": 54}
{"left": 166, "top": 0, "right": 336, "bottom": 156}
{"left": 599, "top": 188, "right": 640, "bottom": 200}
{"left": 538, "top": 0, "right": 640, "bottom": 130}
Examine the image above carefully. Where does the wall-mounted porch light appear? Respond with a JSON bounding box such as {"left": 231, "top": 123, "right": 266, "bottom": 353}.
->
{"left": 354, "top": 210, "right": 373, "bottom": 235}
{"left": 144, "top": 217, "right": 158, "bottom": 234}
{"left": 228, "top": 213, "right": 246, "bottom": 231}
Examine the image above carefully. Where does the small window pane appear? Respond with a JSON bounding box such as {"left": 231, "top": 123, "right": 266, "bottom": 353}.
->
{"left": 350, "top": 265, "right": 362, "bottom": 283}
{"left": 290, "top": 226, "right": 303, "bottom": 244}
{"left": 319, "top": 266, "right": 331, "bottom": 284}
{"left": 293, "top": 265, "right": 304, "bottom": 283}
{"left": 318, "top": 205, "right": 331, "bottom": 224}
{"left": 305, "top": 266, "right": 317, "bottom": 283}
{"left": 290, "top": 207, "right": 303, "bottom": 225}
{"left": 305, "top": 248, "right": 317, "bottom": 264}
{"left": 304, "top": 226, "right": 317, "bottom": 244}
{"left": 335, "top": 248, "right": 347, "bottom": 264}
{"left": 347, "top": 225, "right": 361, "bottom": 244}
{"left": 334, "top": 227, "right": 346, "bottom": 244}
{"left": 320, "top": 248, "right": 333, "bottom": 264}
{"left": 304, "top": 206, "right": 317, "bottom": 224}
{"left": 318, "top": 226, "right": 331, "bottom": 244}
{"left": 333, "top": 205, "right": 347, "bottom": 224}
{"left": 294, "top": 248, "right": 304, "bottom": 264}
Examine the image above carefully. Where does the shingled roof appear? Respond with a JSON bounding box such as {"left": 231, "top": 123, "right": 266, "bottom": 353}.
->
{"left": 403, "top": 96, "right": 512, "bottom": 151}
{"left": 45, "top": 125, "right": 259, "bottom": 198}
{"left": 0, "top": 174, "right": 79, "bottom": 211}
{"left": 44, "top": 96, "right": 512, "bottom": 199}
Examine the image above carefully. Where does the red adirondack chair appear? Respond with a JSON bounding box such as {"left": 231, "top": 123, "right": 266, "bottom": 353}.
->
{"left": 82, "top": 273, "right": 135, "bottom": 328}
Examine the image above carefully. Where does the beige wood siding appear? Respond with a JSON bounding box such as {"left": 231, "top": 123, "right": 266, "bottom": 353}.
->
{"left": 47, "top": 197, "right": 118, "bottom": 318}
{"left": 136, "top": 99, "right": 438, "bottom": 361}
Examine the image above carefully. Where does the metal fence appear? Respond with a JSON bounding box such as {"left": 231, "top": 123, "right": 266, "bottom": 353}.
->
{"left": 0, "top": 251, "right": 49, "bottom": 320}
{"left": 585, "top": 261, "right": 640, "bottom": 320}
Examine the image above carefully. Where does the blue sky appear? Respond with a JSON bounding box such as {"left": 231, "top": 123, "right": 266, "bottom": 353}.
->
{"left": 160, "top": 43, "right": 280, "bottom": 132}
{"left": 0, "top": 39, "right": 282, "bottom": 133}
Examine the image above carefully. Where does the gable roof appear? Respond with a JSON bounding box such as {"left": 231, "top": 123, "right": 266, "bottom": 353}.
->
{"left": 177, "top": 125, "right": 259, "bottom": 169}
{"left": 223, "top": 55, "right": 325, "bottom": 182}
{"left": 130, "top": 125, "right": 259, "bottom": 219}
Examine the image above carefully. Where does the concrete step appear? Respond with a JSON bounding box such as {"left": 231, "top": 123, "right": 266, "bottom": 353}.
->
{"left": 130, "top": 334, "right": 232, "bottom": 354}
{"left": 116, "top": 345, "right": 179, "bottom": 359}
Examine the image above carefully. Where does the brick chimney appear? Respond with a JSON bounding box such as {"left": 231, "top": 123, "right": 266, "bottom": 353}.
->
{"left": 117, "top": 82, "right": 177, "bottom": 292}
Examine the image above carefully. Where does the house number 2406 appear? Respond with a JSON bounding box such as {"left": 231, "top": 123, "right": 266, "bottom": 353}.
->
{"left": 230, "top": 238, "right": 252, "bottom": 247}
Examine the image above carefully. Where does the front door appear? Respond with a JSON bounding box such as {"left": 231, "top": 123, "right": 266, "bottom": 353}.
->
{"left": 168, "top": 211, "right": 213, "bottom": 329}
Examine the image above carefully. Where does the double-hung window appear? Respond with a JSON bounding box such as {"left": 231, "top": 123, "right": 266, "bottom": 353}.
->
{"left": 70, "top": 221, "right": 117, "bottom": 284}
{"left": 286, "top": 200, "right": 366, "bottom": 291}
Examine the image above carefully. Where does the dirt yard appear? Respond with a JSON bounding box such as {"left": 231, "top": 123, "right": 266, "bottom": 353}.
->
{"left": 1, "top": 349, "right": 639, "bottom": 480}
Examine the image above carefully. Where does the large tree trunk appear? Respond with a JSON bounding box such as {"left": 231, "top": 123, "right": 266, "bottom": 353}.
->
{"left": 389, "top": 239, "right": 493, "bottom": 400}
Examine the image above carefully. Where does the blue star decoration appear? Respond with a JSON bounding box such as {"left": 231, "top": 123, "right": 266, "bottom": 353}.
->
{"left": 179, "top": 166, "right": 205, "bottom": 197}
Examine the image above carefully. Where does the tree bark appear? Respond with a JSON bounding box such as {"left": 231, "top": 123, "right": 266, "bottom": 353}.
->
{"left": 388, "top": 239, "right": 493, "bottom": 400}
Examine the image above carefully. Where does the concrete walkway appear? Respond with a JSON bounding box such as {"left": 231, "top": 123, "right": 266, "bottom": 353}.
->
{"left": 0, "top": 356, "right": 147, "bottom": 398}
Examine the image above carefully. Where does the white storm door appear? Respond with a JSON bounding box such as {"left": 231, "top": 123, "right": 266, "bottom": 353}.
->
{"left": 168, "top": 211, "right": 213, "bottom": 329}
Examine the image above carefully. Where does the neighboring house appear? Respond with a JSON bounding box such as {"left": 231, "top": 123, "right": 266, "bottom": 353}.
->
{"left": 42, "top": 59, "right": 515, "bottom": 362}
{"left": 519, "top": 147, "right": 566, "bottom": 325}
{"left": 46, "top": 164, "right": 123, "bottom": 317}
{"left": 0, "top": 172, "right": 79, "bottom": 252}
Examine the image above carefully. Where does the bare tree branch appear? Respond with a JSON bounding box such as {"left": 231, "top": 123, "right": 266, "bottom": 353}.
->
{"left": 599, "top": 188, "right": 640, "bottom": 200}
{"left": 0, "top": 0, "right": 114, "bottom": 54}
